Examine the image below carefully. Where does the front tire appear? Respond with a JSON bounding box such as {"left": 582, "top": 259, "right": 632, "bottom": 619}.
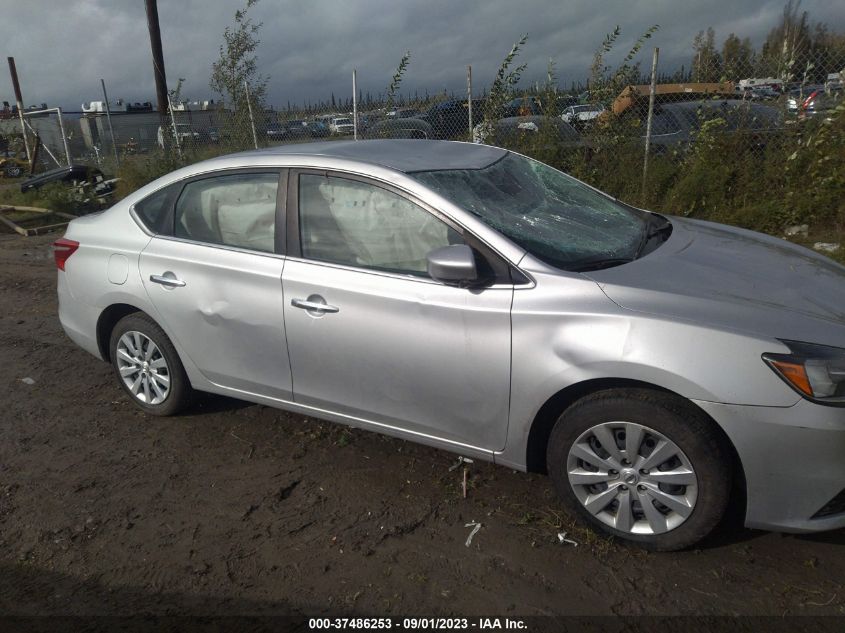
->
{"left": 547, "top": 388, "right": 732, "bottom": 551}
{"left": 109, "top": 313, "right": 194, "bottom": 416}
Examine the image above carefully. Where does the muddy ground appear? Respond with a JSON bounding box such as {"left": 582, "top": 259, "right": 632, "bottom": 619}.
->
{"left": 1, "top": 232, "right": 845, "bottom": 619}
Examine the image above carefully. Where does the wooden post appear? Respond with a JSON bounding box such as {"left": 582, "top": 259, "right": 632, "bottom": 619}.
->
{"left": 7, "top": 57, "right": 31, "bottom": 162}
{"left": 144, "top": 0, "right": 169, "bottom": 116}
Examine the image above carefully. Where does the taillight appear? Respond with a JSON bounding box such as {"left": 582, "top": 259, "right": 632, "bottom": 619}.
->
{"left": 53, "top": 238, "right": 79, "bottom": 271}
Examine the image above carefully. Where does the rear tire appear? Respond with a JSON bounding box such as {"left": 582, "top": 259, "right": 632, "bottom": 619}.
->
{"left": 109, "top": 313, "right": 194, "bottom": 416}
{"left": 547, "top": 388, "right": 732, "bottom": 551}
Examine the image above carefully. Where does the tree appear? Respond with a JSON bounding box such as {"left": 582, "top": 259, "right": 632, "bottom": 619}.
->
{"left": 692, "top": 27, "right": 722, "bottom": 82}
{"left": 758, "top": 0, "right": 811, "bottom": 80}
{"left": 483, "top": 34, "right": 528, "bottom": 123}
{"left": 210, "top": 0, "right": 268, "bottom": 148}
{"left": 721, "top": 33, "right": 754, "bottom": 80}
{"left": 386, "top": 51, "right": 411, "bottom": 111}
{"left": 587, "top": 25, "right": 659, "bottom": 107}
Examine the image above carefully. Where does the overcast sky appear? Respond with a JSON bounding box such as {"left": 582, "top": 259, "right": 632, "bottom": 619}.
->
{"left": 2, "top": 0, "right": 843, "bottom": 111}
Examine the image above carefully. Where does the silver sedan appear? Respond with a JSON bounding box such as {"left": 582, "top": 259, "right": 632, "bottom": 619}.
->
{"left": 55, "top": 140, "right": 845, "bottom": 550}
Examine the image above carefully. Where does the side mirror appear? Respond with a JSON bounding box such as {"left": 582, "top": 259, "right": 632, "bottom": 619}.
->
{"left": 426, "top": 244, "right": 477, "bottom": 285}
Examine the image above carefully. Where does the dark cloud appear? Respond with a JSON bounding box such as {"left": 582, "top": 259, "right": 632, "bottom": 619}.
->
{"left": 2, "top": 0, "right": 843, "bottom": 111}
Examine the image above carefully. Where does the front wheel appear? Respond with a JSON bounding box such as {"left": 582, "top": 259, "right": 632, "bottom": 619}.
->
{"left": 109, "top": 312, "right": 194, "bottom": 416}
{"left": 547, "top": 388, "right": 732, "bottom": 551}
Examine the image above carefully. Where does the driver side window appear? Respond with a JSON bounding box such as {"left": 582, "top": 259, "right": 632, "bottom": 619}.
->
{"left": 298, "top": 174, "right": 462, "bottom": 276}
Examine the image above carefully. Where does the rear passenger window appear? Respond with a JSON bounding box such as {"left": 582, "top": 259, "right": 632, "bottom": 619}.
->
{"left": 133, "top": 184, "right": 176, "bottom": 234}
{"left": 174, "top": 173, "right": 279, "bottom": 253}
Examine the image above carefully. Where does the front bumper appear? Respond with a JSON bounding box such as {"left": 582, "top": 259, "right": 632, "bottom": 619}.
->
{"left": 695, "top": 399, "right": 845, "bottom": 533}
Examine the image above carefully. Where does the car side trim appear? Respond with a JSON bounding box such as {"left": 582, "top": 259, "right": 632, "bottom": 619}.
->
{"left": 201, "top": 379, "right": 500, "bottom": 463}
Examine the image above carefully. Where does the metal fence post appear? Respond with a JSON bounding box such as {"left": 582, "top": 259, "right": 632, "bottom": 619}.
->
{"left": 352, "top": 69, "right": 358, "bottom": 140}
{"left": 101, "top": 79, "right": 120, "bottom": 168}
{"left": 56, "top": 107, "right": 72, "bottom": 167}
{"left": 467, "top": 65, "right": 473, "bottom": 139}
{"left": 166, "top": 93, "right": 182, "bottom": 159}
{"left": 641, "top": 47, "right": 660, "bottom": 201}
{"left": 244, "top": 81, "right": 259, "bottom": 149}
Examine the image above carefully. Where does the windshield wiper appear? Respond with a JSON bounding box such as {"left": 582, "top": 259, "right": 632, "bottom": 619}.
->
{"left": 568, "top": 257, "right": 635, "bottom": 272}
{"left": 635, "top": 214, "right": 672, "bottom": 258}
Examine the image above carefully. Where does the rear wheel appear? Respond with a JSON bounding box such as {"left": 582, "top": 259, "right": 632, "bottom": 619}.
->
{"left": 547, "top": 388, "right": 732, "bottom": 551}
{"left": 109, "top": 313, "right": 194, "bottom": 416}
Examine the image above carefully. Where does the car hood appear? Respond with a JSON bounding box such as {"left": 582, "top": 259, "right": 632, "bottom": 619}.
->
{"left": 585, "top": 216, "right": 845, "bottom": 347}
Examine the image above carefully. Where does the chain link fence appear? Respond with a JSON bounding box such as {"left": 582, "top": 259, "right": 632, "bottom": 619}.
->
{"left": 2, "top": 36, "right": 843, "bottom": 225}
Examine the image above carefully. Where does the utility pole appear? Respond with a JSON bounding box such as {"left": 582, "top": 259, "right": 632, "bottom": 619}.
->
{"left": 7, "top": 57, "right": 31, "bottom": 161}
{"left": 144, "top": 0, "right": 169, "bottom": 115}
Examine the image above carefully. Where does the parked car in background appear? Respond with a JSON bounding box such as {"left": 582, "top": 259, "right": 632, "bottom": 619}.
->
{"left": 472, "top": 115, "right": 580, "bottom": 147}
{"left": 267, "top": 119, "right": 311, "bottom": 142}
{"left": 632, "top": 100, "right": 782, "bottom": 152}
{"left": 198, "top": 126, "right": 220, "bottom": 144}
{"left": 500, "top": 95, "right": 578, "bottom": 118}
{"left": 364, "top": 117, "right": 433, "bottom": 139}
{"left": 329, "top": 117, "right": 354, "bottom": 135}
{"left": 156, "top": 124, "right": 201, "bottom": 149}
{"left": 55, "top": 139, "right": 845, "bottom": 551}
{"left": 561, "top": 104, "right": 605, "bottom": 125}
{"left": 504, "top": 96, "right": 543, "bottom": 117}
{"left": 748, "top": 86, "right": 780, "bottom": 100}
{"left": 265, "top": 122, "right": 287, "bottom": 141}
{"left": 357, "top": 113, "right": 384, "bottom": 133}
{"left": 284, "top": 119, "right": 310, "bottom": 140}
{"left": 387, "top": 108, "right": 421, "bottom": 119}
{"left": 421, "top": 98, "right": 485, "bottom": 139}
{"left": 307, "top": 120, "right": 331, "bottom": 138}
{"left": 786, "top": 85, "right": 825, "bottom": 114}
{"left": 368, "top": 99, "right": 486, "bottom": 140}
{"left": 800, "top": 88, "right": 844, "bottom": 119}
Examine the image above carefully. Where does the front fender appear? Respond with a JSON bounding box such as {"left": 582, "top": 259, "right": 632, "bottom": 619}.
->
{"left": 497, "top": 272, "right": 799, "bottom": 470}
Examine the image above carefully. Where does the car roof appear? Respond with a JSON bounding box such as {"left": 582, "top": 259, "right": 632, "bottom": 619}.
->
{"left": 240, "top": 140, "right": 508, "bottom": 172}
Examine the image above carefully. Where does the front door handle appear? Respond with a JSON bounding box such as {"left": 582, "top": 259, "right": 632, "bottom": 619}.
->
{"left": 150, "top": 273, "right": 186, "bottom": 288}
{"left": 291, "top": 296, "right": 339, "bottom": 314}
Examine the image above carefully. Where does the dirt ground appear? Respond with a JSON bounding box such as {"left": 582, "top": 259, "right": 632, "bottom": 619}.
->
{"left": 1, "top": 232, "right": 845, "bottom": 619}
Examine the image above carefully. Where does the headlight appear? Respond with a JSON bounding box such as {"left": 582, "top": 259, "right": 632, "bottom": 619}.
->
{"left": 763, "top": 340, "right": 845, "bottom": 404}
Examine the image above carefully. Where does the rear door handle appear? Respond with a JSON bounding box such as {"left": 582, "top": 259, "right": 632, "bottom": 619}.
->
{"left": 291, "top": 297, "right": 339, "bottom": 314}
{"left": 150, "top": 273, "right": 186, "bottom": 288}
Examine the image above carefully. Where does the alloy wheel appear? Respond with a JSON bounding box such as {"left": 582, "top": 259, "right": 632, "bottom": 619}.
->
{"left": 115, "top": 331, "right": 171, "bottom": 405}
